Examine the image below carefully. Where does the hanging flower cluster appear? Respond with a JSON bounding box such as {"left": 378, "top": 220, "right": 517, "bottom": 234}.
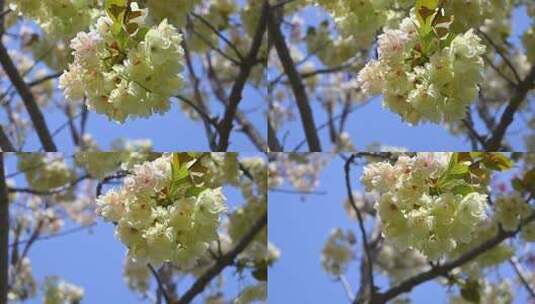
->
{"left": 96, "top": 153, "right": 226, "bottom": 267}
{"left": 60, "top": 2, "right": 184, "bottom": 123}
{"left": 43, "top": 277, "right": 84, "bottom": 304}
{"left": 358, "top": 4, "right": 486, "bottom": 125}
{"left": 8, "top": 0, "right": 96, "bottom": 39}
{"left": 361, "top": 153, "right": 514, "bottom": 260}
{"left": 144, "top": 0, "right": 202, "bottom": 28}
{"left": 321, "top": 228, "right": 356, "bottom": 276}
{"left": 17, "top": 153, "right": 75, "bottom": 192}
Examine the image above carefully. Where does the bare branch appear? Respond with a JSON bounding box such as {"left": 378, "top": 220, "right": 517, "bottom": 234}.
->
{"left": 149, "top": 264, "right": 171, "bottom": 304}
{"left": 268, "top": 6, "right": 322, "bottom": 152}
{"left": 0, "top": 125, "right": 14, "bottom": 151}
{"left": 509, "top": 257, "right": 535, "bottom": 299}
{"left": 217, "top": 1, "right": 268, "bottom": 151}
{"left": 0, "top": 43, "right": 57, "bottom": 151}
{"left": 0, "top": 153, "right": 9, "bottom": 304}
{"left": 8, "top": 173, "right": 91, "bottom": 196}
{"left": 175, "top": 211, "right": 267, "bottom": 304}
{"left": 374, "top": 213, "right": 535, "bottom": 303}
{"left": 486, "top": 63, "right": 535, "bottom": 151}
{"left": 344, "top": 154, "right": 375, "bottom": 303}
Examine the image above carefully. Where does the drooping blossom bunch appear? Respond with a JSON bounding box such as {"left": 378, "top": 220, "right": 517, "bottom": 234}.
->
{"left": 144, "top": 0, "right": 202, "bottom": 28}
{"left": 60, "top": 2, "right": 184, "bottom": 123}
{"left": 268, "top": 153, "right": 329, "bottom": 192}
{"left": 8, "top": 0, "right": 96, "bottom": 39}
{"left": 321, "top": 228, "right": 356, "bottom": 276}
{"left": 358, "top": 13, "right": 486, "bottom": 125}
{"left": 361, "top": 153, "right": 496, "bottom": 259}
{"left": 96, "top": 153, "right": 226, "bottom": 267}
{"left": 43, "top": 277, "right": 84, "bottom": 304}
{"left": 375, "top": 242, "right": 427, "bottom": 285}
{"left": 7, "top": 258, "right": 36, "bottom": 302}
{"left": 17, "top": 153, "right": 75, "bottom": 192}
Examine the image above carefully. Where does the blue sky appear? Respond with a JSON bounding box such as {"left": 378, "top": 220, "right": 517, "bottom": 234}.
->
{"left": 268, "top": 154, "right": 531, "bottom": 304}
{"left": 4, "top": 153, "right": 260, "bottom": 303}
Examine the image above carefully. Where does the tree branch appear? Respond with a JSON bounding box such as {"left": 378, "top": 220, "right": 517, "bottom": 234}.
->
{"left": 8, "top": 173, "right": 91, "bottom": 196}
{"left": 0, "top": 153, "right": 9, "bottom": 304}
{"left": 485, "top": 63, "right": 535, "bottom": 151}
{"left": 175, "top": 211, "right": 267, "bottom": 304}
{"left": 267, "top": 5, "right": 322, "bottom": 152}
{"left": 217, "top": 1, "right": 268, "bottom": 151}
{"left": 509, "top": 257, "right": 535, "bottom": 299}
{"left": 344, "top": 154, "right": 375, "bottom": 303}
{"left": 149, "top": 264, "right": 171, "bottom": 304}
{"left": 374, "top": 213, "right": 535, "bottom": 303}
{"left": 0, "top": 43, "right": 57, "bottom": 151}
{"left": 0, "top": 125, "right": 14, "bottom": 151}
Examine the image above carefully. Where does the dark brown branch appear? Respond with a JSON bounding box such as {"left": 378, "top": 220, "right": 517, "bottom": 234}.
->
{"left": 0, "top": 125, "right": 14, "bottom": 151}
{"left": 149, "top": 264, "right": 171, "bottom": 304}
{"left": 485, "top": 63, "right": 535, "bottom": 151}
{"left": 8, "top": 173, "right": 91, "bottom": 196}
{"left": 96, "top": 170, "right": 130, "bottom": 198}
{"left": 9, "top": 223, "right": 96, "bottom": 248}
{"left": 267, "top": 6, "right": 322, "bottom": 152}
{"left": 180, "top": 35, "right": 218, "bottom": 151}
{"left": 344, "top": 154, "right": 375, "bottom": 303}
{"left": 509, "top": 257, "right": 535, "bottom": 299}
{"left": 190, "top": 12, "right": 244, "bottom": 61}
{"left": 477, "top": 30, "right": 522, "bottom": 84}
{"left": 374, "top": 213, "right": 535, "bottom": 304}
{"left": 175, "top": 211, "right": 267, "bottom": 304}
{"left": 204, "top": 54, "right": 268, "bottom": 151}
{"left": 0, "top": 153, "right": 9, "bottom": 304}
{"left": 0, "top": 43, "right": 57, "bottom": 151}
{"left": 268, "top": 119, "right": 283, "bottom": 151}
{"left": 217, "top": 1, "right": 268, "bottom": 151}
{"left": 27, "top": 72, "right": 61, "bottom": 87}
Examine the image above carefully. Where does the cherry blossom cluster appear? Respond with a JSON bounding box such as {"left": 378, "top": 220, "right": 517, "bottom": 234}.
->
{"left": 8, "top": 0, "right": 96, "bottom": 39}
{"left": 17, "top": 153, "right": 74, "bottom": 192}
{"left": 358, "top": 17, "right": 486, "bottom": 124}
{"left": 96, "top": 154, "right": 227, "bottom": 267}
{"left": 60, "top": 3, "right": 184, "bottom": 123}
{"left": 361, "top": 153, "right": 489, "bottom": 260}
{"left": 43, "top": 277, "right": 84, "bottom": 304}
{"left": 321, "top": 228, "right": 356, "bottom": 276}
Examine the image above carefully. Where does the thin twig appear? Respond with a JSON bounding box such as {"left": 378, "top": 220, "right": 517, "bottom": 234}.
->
{"left": 8, "top": 174, "right": 91, "bottom": 196}
{"left": 149, "top": 264, "right": 171, "bottom": 304}
{"left": 509, "top": 257, "right": 535, "bottom": 299}
{"left": 344, "top": 154, "right": 375, "bottom": 303}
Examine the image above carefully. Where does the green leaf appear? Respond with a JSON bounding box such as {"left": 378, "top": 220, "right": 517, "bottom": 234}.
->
{"left": 512, "top": 177, "right": 524, "bottom": 192}
{"left": 252, "top": 262, "right": 268, "bottom": 282}
{"left": 105, "top": 0, "right": 128, "bottom": 24}
{"left": 469, "top": 152, "right": 483, "bottom": 159}
{"left": 451, "top": 184, "right": 475, "bottom": 196}
{"left": 440, "top": 178, "right": 465, "bottom": 191}
{"left": 186, "top": 186, "right": 206, "bottom": 197}
{"left": 460, "top": 280, "right": 481, "bottom": 303}
{"left": 449, "top": 163, "right": 469, "bottom": 176}
{"left": 522, "top": 169, "right": 535, "bottom": 193}
{"left": 482, "top": 153, "right": 513, "bottom": 171}
{"left": 416, "top": 0, "right": 441, "bottom": 8}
